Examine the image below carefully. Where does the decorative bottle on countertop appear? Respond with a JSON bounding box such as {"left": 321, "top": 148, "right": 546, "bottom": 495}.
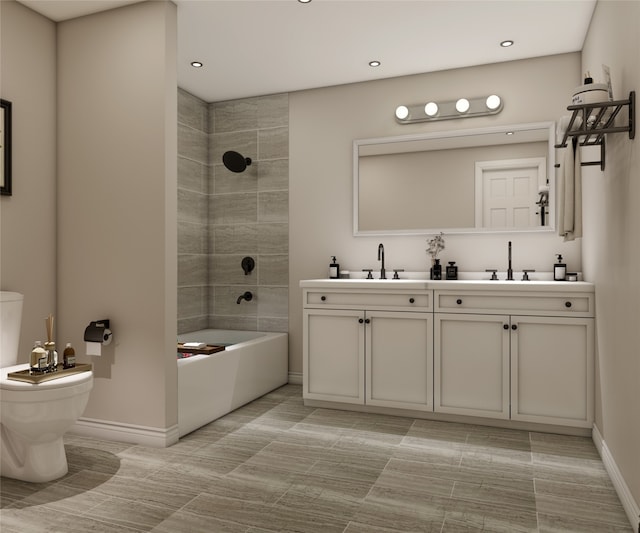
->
{"left": 30, "top": 341, "right": 48, "bottom": 374}
{"left": 44, "top": 341, "right": 58, "bottom": 372}
{"left": 554, "top": 254, "right": 567, "bottom": 281}
{"left": 63, "top": 343, "right": 76, "bottom": 369}
{"left": 430, "top": 258, "right": 442, "bottom": 280}
{"left": 329, "top": 256, "right": 340, "bottom": 279}
{"left": 446, "top": 261, "right": 458, "bottom": 280}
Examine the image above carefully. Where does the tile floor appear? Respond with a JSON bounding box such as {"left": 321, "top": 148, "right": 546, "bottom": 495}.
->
{"left": 0, "top": 384, "right": 633, "bottom": 532}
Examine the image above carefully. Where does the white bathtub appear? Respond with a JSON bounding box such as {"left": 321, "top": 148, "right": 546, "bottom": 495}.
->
{"left": 177, "top": 329, "right": 288, "bottom": 437}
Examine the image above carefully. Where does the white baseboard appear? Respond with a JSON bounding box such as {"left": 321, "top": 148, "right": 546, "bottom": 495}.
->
{"left": 70, "top": 417, "right": 180, "bottom": 448}
{"left": 592, "top": 424, "right": 639, "bottom": 531}
{"left": 288, "top": 371, "right": 302, "bottom": 385}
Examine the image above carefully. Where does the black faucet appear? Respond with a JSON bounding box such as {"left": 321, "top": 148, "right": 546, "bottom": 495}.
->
{"left": 507, "top": 241, "right": 514, "bottom": 281}
{"left": 236, "top": 291, "right": 253, "bottom": 304}
{"left": 378, "top": 243, "right": 386, "bottom": 279}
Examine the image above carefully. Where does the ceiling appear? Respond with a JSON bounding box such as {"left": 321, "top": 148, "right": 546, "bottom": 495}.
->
{"left": 18, "top": 0, "right": 597, "bottom": 103}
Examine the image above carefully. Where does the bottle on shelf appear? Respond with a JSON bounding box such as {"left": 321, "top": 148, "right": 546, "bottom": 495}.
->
{"left": 30, "top": 341, "right": 48, "bottom": 374}
{"left": 63, "top": 343, "right": 76, "bottom": 369}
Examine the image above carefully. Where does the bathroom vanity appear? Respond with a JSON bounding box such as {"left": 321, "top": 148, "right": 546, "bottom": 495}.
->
{"left": 301, "top": 278, "right": 594, "bottom": 434}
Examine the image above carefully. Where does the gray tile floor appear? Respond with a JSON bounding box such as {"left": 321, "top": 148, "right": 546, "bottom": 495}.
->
{"left": 0, "top": 384, "right": 632, "bottom": 532}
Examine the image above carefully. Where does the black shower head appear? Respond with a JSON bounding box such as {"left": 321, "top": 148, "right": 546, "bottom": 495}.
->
{"left": 222, "top": 151, "right": 252, "bottom": 173}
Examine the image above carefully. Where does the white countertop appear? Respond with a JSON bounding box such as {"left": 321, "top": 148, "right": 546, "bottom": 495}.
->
{"left": 300, "top": 278, "right": 594, "bottom": 292}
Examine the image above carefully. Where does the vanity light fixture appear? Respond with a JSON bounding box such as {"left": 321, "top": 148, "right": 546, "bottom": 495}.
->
{"left": 500, "top": 39, "right": 514, "bottom": 47}
{"left": 190, "top": 61, "right": 203, "bottom": 68}
{"left": 395, "top": 94, "right": 504, "bottom": 124}
{"left": 369, "top": 60, "right": 381, "bottom": 67}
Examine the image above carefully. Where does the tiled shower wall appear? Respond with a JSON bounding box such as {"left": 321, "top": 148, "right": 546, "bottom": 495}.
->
{"left": 177, "top": 89, "right": 289, "bottom": 334}
{"left": 208, "top": 94, "right": 289, "bottom": 332}
{"left": 178, "top": 89, "right": 209, "bottom": 334}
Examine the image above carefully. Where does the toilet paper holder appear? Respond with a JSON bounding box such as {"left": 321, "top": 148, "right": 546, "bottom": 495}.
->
{"left": 84, "top": 320, "right": 113, "bottom": 345}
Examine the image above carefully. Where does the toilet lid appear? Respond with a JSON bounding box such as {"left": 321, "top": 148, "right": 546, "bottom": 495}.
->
{"left": 0, "top": 364, "right": 93, "bottom": 391}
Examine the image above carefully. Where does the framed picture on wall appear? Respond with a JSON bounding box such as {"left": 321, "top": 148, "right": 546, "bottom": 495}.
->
{"left": 1, "top": 99, "right": 12, "bottom": 196}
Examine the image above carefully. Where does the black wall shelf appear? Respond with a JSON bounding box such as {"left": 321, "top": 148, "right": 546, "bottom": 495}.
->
{"left": 555, "top": 90, "right": 635, "bottom": 171}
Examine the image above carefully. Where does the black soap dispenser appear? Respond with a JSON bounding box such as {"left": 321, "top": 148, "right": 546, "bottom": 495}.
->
{"left": 329, "top": 256, "right": 340, "bottom": 279}
{"left": 554, "top": 254, "right": 567, "bottom": 281}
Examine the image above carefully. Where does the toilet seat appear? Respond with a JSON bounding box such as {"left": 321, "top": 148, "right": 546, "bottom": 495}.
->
{"left": 1, "top": 364, "right": 93, "bottom": 400}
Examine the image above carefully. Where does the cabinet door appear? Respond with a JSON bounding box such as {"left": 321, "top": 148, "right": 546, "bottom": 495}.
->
{"left": 434, "top": 313, "right": 510, "bottom": 419}
{"left": 511, "top": 316, "right": 594, "bottom": 427}
{"left": 366, "top": 311, "right": 433, "bottom": 411}
{"left": 303, "top": 309, "right": 365, "bottom": 404}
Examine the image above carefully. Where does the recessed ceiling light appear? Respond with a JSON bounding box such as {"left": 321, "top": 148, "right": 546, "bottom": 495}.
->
{"left": 500, "top": 40, "right": 514, "bottom": 47}
{"left": 298, "top": 0, "right": 312, "bottom": 3}
{"left": 190, "top": 61, "right": 203, "bottom": 68}
{"left": 369, "top": 60, "right": 381, "bottom": 67}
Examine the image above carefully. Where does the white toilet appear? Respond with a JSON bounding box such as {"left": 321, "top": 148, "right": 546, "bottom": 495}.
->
{"left": 0, "top": 291, "right": 93, "bottom": 482}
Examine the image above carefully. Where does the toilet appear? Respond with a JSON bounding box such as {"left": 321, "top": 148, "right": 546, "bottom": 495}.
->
{"left": 0, "top": 291, "right": 93, "bottom": 482}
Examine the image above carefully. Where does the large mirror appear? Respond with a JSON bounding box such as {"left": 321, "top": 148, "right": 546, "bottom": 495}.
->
{"left": 353, "top": 122, "right": 556, "bottom": 235}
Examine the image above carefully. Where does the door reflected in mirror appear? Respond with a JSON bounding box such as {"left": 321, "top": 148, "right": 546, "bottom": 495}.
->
{"left": 354, "top": 122, "right": 555, "bottom": 235}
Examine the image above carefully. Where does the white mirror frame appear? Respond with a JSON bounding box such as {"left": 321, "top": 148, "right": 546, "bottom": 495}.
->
{"left": 353, "top": 121, "right": 556, "bottom": 236}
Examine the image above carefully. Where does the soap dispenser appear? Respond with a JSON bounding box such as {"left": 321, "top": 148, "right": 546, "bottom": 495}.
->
{"left": 329, "top": 256, "right": 340, "bottom": 279}
{"left": 554, "top": 254, "right": 566, "bottom": 281}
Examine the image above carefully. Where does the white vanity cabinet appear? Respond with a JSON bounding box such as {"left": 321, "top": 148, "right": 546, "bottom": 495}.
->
{"left": 302, "top": 283, "right": 433, "bottom": 410}
{"left": 434, "top": 289, "right": 595, "bottom": 428}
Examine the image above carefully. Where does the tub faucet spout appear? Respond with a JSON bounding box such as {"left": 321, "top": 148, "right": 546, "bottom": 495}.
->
{"left": 236, "top": 291, "right": 253, "bottom": 304}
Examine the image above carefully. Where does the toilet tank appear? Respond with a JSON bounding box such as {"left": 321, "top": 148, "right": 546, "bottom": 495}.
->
{"left": 0, "top": 292, "right": 24, "bottom": 367}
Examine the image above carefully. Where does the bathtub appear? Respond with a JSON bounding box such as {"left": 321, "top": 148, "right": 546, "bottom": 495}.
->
{"left": 177, "top": 329, "right": 288, "bottom": 437}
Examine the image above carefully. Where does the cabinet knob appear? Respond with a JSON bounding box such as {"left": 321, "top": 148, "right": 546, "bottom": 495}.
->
{"left": 321, "top": 296, "right": 326, "bottom": 301}
{"left": 503, "top": 324, "right": 509, "bottom": 330}
{"left": 456, "top": 299, "right": 463, "bottom": 305}
{"left": 409, "top": 298, "right": 415, "bottom": 304}
{"left": 512, "top": 324, "right": 518, "bottom": 330}
{"left": 565, "top": 301, "right": 572, "bottom": 308}
{"left": 358, "top": 318, "right": 364, "bottom": 324}
{"left": 365, "top": 318, "right": 370, "bottom": 324}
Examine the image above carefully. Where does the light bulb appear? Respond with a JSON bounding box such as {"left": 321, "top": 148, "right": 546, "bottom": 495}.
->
{"left": 424, "top": 102, "right": 439, "bottom": 117}
{"left": 395, "top": 106, "right": 409, "bottom": 120}
{"left": 456, "top": 98, "right": 470, "bottom": 113}
{"left": 486, "top": 94, "right": 501, "bottom": 110}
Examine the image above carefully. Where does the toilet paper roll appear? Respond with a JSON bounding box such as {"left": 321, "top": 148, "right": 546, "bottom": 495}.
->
{"left": 86, "top": 342, "right": 102, "bottom": 356}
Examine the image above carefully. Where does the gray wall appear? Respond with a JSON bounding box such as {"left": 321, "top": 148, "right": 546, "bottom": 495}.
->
{"left": 177, "top": 92, "right": 289, "bottom": 334}
{"left": 0, "top": 0, "right": 57, "bottom": 357}
{"left": 289, "top": 53, "right": 581, "bottom": 377}
{"left": 56, "top": 1, "right": 178, "bottom": 432}
{"left": 581, "top": 0, "right": 640, "bottom": 512}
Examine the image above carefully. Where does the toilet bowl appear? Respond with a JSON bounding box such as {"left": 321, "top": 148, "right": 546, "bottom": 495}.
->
{"left": 0, "top": 291, "right": 94, "bottom": 482}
